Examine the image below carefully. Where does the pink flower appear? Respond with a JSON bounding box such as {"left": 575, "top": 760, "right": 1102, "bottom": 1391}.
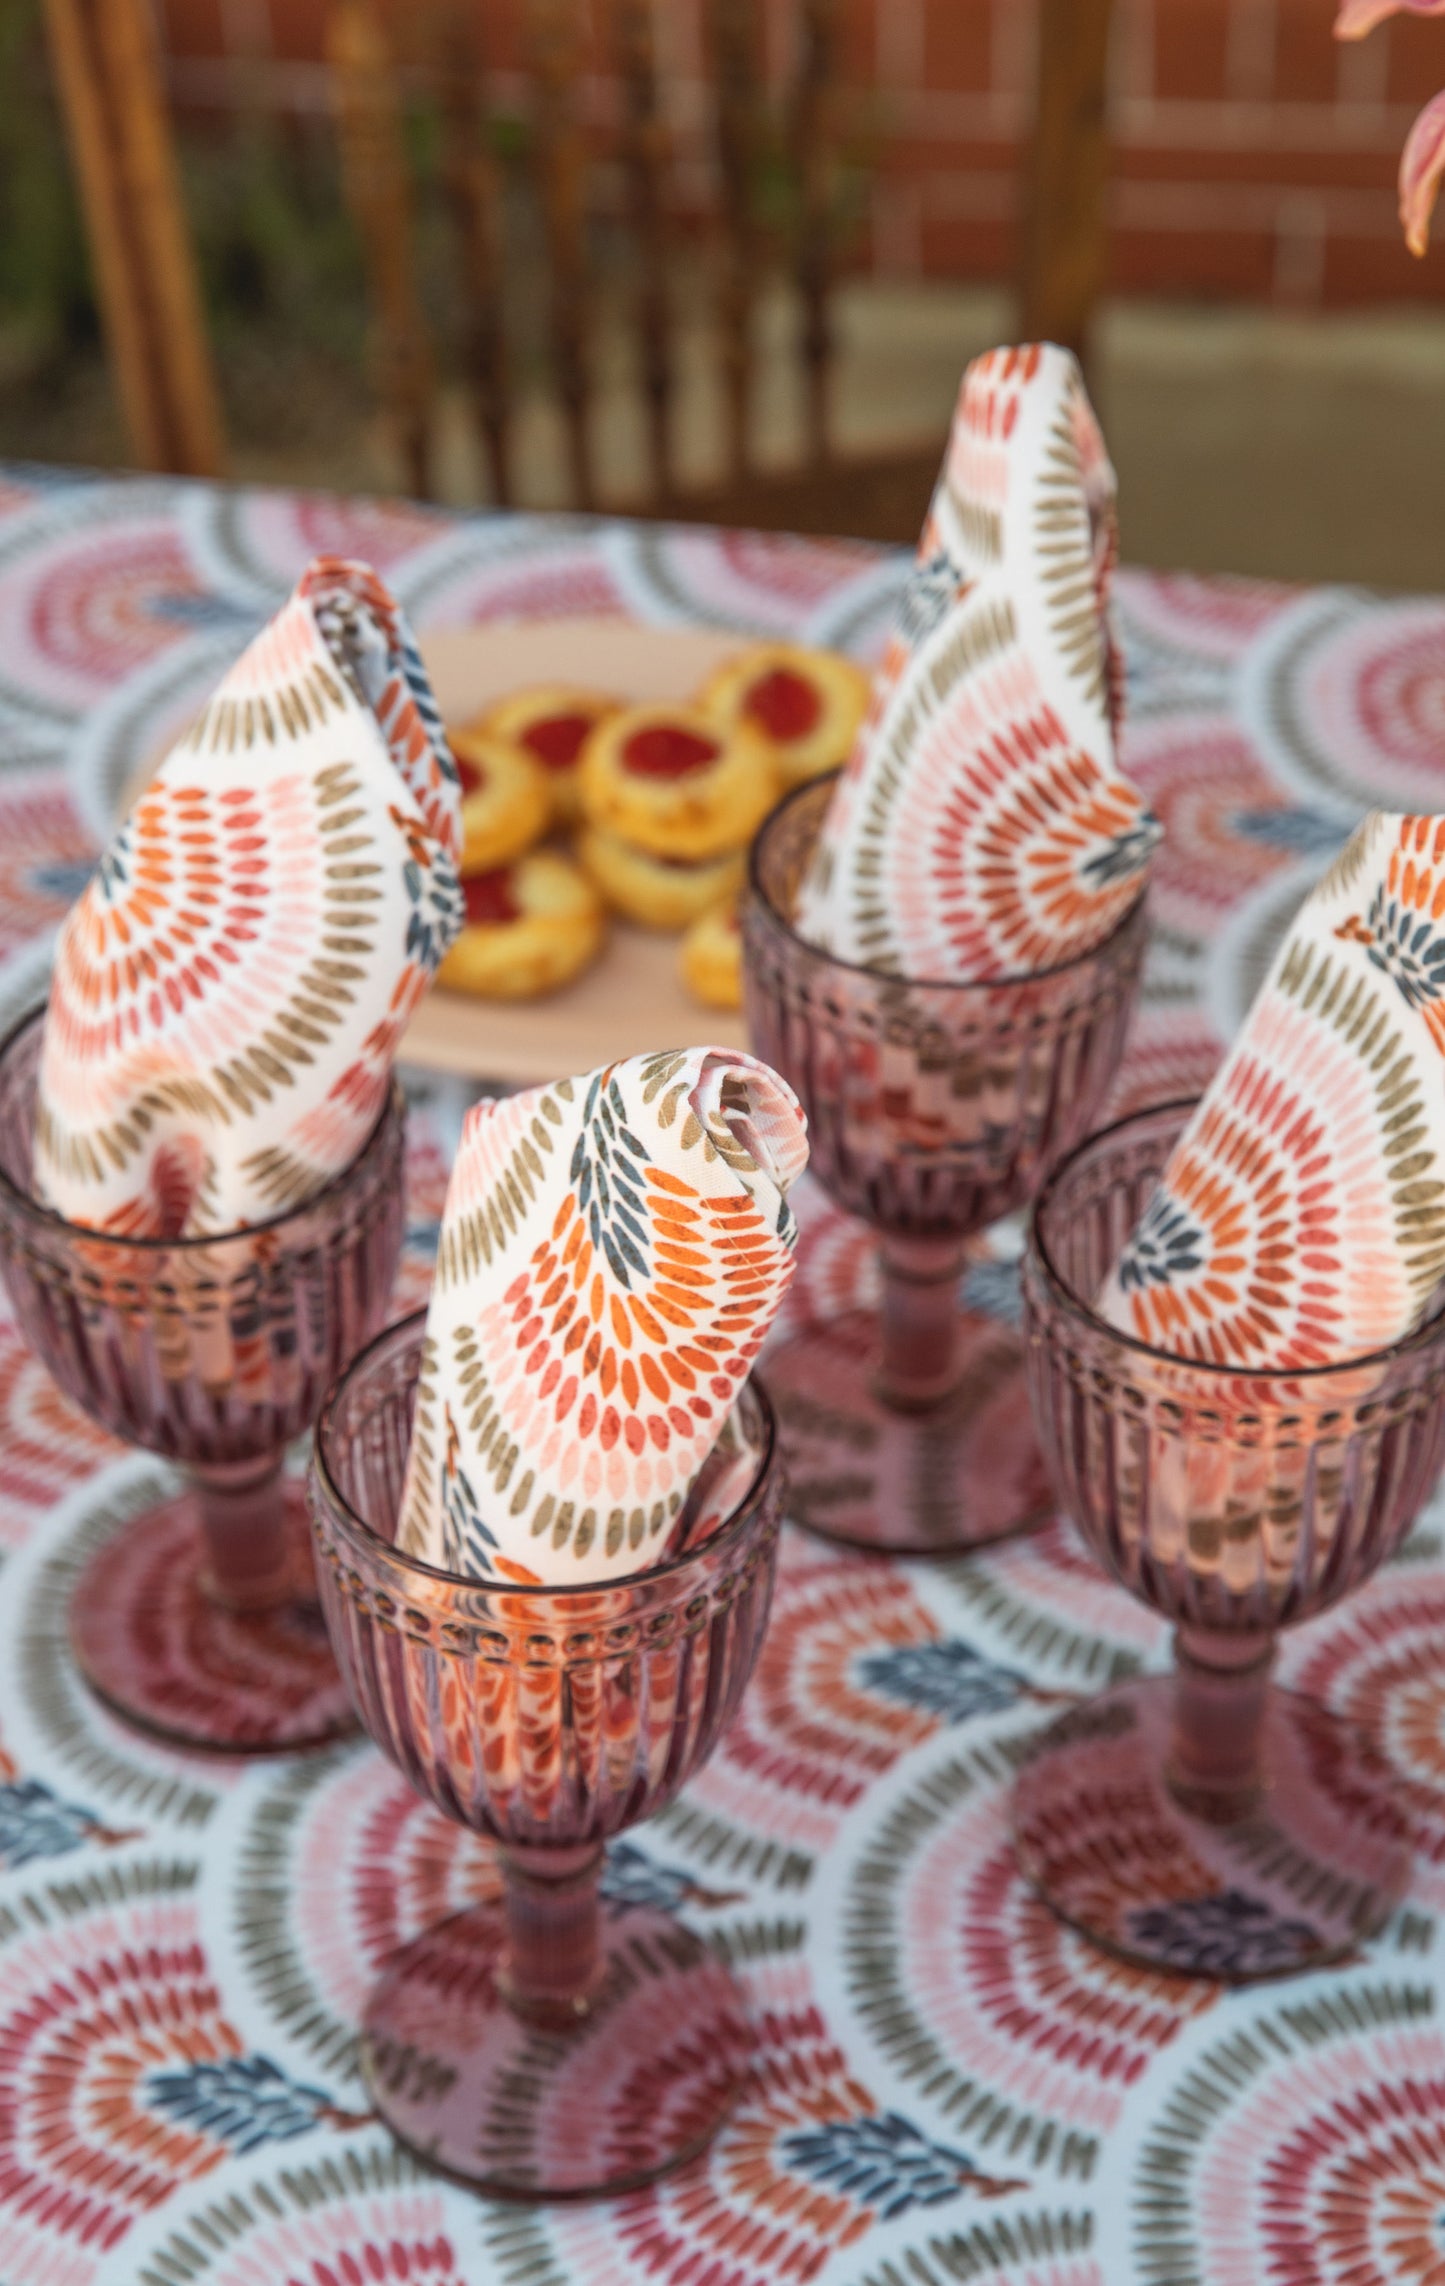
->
{"left": 1336, "top": 0, "right": 1445, "bottom": 34}
{"left": 1335, "top": 0, "right": 1445, "bottom": 252}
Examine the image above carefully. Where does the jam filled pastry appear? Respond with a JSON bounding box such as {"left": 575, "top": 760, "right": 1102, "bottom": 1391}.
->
{"left": 434, "top": 851, "right": 606, "bottom": 1000}
{"left": 576, "top": 824, "right": 745, "bottom": 931}
{"left": 697, "top": 641, "right": 871, "bottom": 788}
{"left": 580, "top": 702, "right": 778, "bottom": 862}
{"left": 450, "top": 728, "right": 551, "bottom": 874}
{"left": 679, "top": 898, "right": 742, "bottom": 1010}
{"left": 475, "top": 685, "right": 619, "bottom": 824}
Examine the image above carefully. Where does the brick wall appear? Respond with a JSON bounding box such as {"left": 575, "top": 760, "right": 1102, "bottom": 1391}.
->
{"left": 155, "top": 0, "right": 1445, "bottom": 305}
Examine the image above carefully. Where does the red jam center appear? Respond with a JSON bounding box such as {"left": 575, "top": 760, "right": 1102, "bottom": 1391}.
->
{"left": 463, "top": 869, "right": 522, "bottom": 926}
{"left": 522, "top": 712, "right": 593, "bottom": 771}
{"left": 744, "top": 666, "right": 822, "bottom": 743}
{"left": 620, "top": 723, "right": 722, "bottom": 779}
{"left": 455, "top": 750, "right": 486, "bottom": 797}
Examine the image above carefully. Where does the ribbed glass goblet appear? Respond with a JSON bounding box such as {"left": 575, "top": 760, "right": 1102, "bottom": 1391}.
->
{"left": 309, "top": 1312, "right": 783, "bottom": 2200}
{"left": 1011, "top": 1099, "right": 1445, "bottom": 1981}
{"left": 0, "top": 1008, "right": 405, "bottom": 1753}
{"left": 743, "top": 774, "right": 1148, "bottom": 1553}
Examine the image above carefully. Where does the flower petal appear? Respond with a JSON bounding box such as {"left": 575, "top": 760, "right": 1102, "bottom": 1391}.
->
{"left": 1401, "top": 88, "right": 1445, "bottom": 254}
{"left": 1336, "top": 0, "right": 1445, "bottom": 34}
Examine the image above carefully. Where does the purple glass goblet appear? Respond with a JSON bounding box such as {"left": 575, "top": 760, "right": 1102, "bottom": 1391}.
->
{"left": 0, "top": 1008, "right": 405, "bottom": 1754}
{"left": 743, "top": 774, "right": 1148, "bottom": 1554}
{"left": 1010, "top": 1099, "right": 1445, "bottom": 1982}
{"left": 309, "top": 1312, "right": 783, "bottom": 2200}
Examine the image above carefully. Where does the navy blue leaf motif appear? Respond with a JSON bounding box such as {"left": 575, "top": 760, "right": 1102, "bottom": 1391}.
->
{"left": 0, "top": 1778, "right": 137, "bottom": 1869}
{"left": 896, "top": 550, "right": 965, "bottom": 648}
{"left": 1126, "top": 1888, "right": 1322, "bottom": 1978}
{"left": 402, "top": 837, "right": 463, "bottom": 971}
{"left": 600, "top": 1840, "right": 745, "bottom": 1916}
{"left": 1231, "top": 806, "right": 1347, "bottom": 859}
{"left": 96, "top": 820, "right": 135, "bottom": 903}
{"left": 439, "top": 1404, "right": 500, "bottom": 1577}
{"left": 1116, "top": 1188, "right": 1206, "bottom": 1292}
{"left": 856, "top": 1639, "right": 1035, "bottom": 1724}
{"left": 1081, "top": 806, "right": 1162, "bottom": 887}
{"left": 1340, "top": 885, "right": 1445, "bottom": 1017}
{"left": 144, "top": 2054, "right": 368, "bottom": 2154}
{"left": 570, "top": 1070, "right": 653, "bottom": 1293}
{"left": 144, "top": 593, "right": 266, "bottom": 632}
{"left": 780, "top": 2112, "right": 1026, "bottom": 2218}
{"left": 960, "top": 1255, "right": 1022, "bottom": 1328}
{"left": 30, "top": 861, "right": 96, "bottom": 903}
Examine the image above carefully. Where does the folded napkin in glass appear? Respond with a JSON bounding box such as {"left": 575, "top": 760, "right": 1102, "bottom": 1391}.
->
{"left": 1102, "top": 811, "right": 1445, "bottom": 1368}
{"left": 398, "top": 1047, "right": 808, "bottom": 1584}
{"left": 35, "top": 558, "right": 462, "bottom": 1236}
{"left": 796, "top": 341, "right": 1158, "bottom": 980}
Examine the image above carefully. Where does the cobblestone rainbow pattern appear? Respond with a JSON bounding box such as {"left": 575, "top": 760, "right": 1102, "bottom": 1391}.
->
{"left": 34, "top": 557, "right": 461, "bottom": 1235}
{"left": 795, "top": 343, "right": 1159, "bottom": 980}
{"left": 399, "top": 1047, "right": 808, "bottom": 1582}
{"left": 1103, "top": 808, "right": 1445, "bottom": 1367}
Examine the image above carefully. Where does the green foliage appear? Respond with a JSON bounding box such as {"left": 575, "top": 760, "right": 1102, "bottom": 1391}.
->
{"left": 0, "top": 0, "right": 94, "bottom": 357}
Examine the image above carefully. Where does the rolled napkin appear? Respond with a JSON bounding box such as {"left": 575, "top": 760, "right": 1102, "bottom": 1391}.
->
{"left": 794, "top": 342, "right": 1157, "bottom": 980}
{"left": 398, "top": 1047, "right": 808, "bottom": 1584}
{"left": 1102, "top": 811, "right": 1445, "bottom": 1368}
{"left": 36, "top": 559, "right": 462, "bottom": 1236}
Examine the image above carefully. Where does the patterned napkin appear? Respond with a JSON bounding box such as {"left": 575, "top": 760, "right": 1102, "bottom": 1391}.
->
{"left": 795, "top": 342, "right": 1158, "bottom": 980}
{"left": 1101, "top": 811, "right": 1445, "bottom": 1367}
{"left": 36, "top": 559, "right": 462, "bottom": 1236}
{"left": 398, "top": 1048, "right": 808, "bottom": 1584}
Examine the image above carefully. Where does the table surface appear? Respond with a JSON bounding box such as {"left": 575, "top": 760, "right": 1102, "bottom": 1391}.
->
{"left": 0, "top": 462, "right": 1441, "bottom": 2286}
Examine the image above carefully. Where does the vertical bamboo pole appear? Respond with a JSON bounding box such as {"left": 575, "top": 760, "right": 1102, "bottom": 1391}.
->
{"left": 433, "top": 0, "right": 513, "bottom": 506}
{"left": 526, "top": 0, "right": 594, "bottom": 511}
{"left": 327, "top": 0, "right": 435, "bottom": 498}
{"left": 791, "top": 0, "right": 837, "bottom": 472}
{"left": 1017, "top": 0, "right": 1116, "bottom": 371}
{"left": 44, "top": 0, "right": 226, "bottom": 475}
{"left": 707, "top": 0, "right": 763, "bottom": 489}
{"left": 613, "top": 0, "right": 674, "bottom": 506}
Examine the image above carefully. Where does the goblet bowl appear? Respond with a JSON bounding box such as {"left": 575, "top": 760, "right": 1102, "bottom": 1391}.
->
{"left": 1011, "top": 1099, "right": 1445, "bottom": 1980}
{"left": 309, "top": 1312, "right": 784, "bottom": 2199}
{"left": 0, "top": 1007, "right": 405, "bottom": 1752}
{"left": 743, "top": 774, "right": 1147, "bottom": 1553}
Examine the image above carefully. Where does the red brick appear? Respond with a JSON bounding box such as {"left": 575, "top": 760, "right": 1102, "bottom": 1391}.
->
{"left": 921, "top": 0, "right": 994, "bottom": 95}
{"left": 1152, "top": 0, "right": 1232, "bottom": 105}
{"left": 1274, "top": 0, "right": 1347, "bottom": 105}
{"left": 1386, "top": 13, "right": 1445, "bottom": 106}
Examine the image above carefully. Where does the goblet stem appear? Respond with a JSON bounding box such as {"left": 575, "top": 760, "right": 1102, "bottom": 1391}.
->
{"left": 497, "top": 1843, "right": 606, "bottom": 2029}
{"left": 194, "top": 1457, "right": 296, "bottom": 1614}
{"left": 875, "top": 1234, "right": 968, "bottom": 1411}
{"left": 1168, "top": 1624, "right": 1277, "bottom": 1823}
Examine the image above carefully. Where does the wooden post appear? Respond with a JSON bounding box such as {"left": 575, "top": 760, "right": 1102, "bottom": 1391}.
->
{"left": 433, "top": 0, "right": 513, "bottom": 507}
{"left": 791, "top": 0, "right": 837, "bottom": 473}
{"left": 1017, "top": 0, "right": 1115, "bottom": 370}
{"left": 526, "top": 0, "right": 594, "bottom": 512}
{"left": 326, "top": 0, "right": 435, "bottom": 500}
{"left": 707, "top": 0, "right": 763, "bottom": 490}
{"left": 43, "top": 0, "right": 226, "bottom": 476}
{"left": 613, "top": 0, "right": 674, "bottom": 507}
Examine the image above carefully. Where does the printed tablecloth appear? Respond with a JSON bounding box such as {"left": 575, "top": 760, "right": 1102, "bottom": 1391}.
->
{"left": 0, "top": 462, "right": 1441, "bottom": 2286}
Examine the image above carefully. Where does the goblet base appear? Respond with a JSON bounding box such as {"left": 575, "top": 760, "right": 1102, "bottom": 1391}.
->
{"left": 70, "top": 1481, "right": 354, "bottom": 1754}
{"left": 763, "top": 1309, "right": 1051, "bottom": 1554}
{"left": 1012, "top": 1675, "right": 1411, "bottom": 1982}
{"left": 361, "top": 1899, "right": 756, "bottom": 2199}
